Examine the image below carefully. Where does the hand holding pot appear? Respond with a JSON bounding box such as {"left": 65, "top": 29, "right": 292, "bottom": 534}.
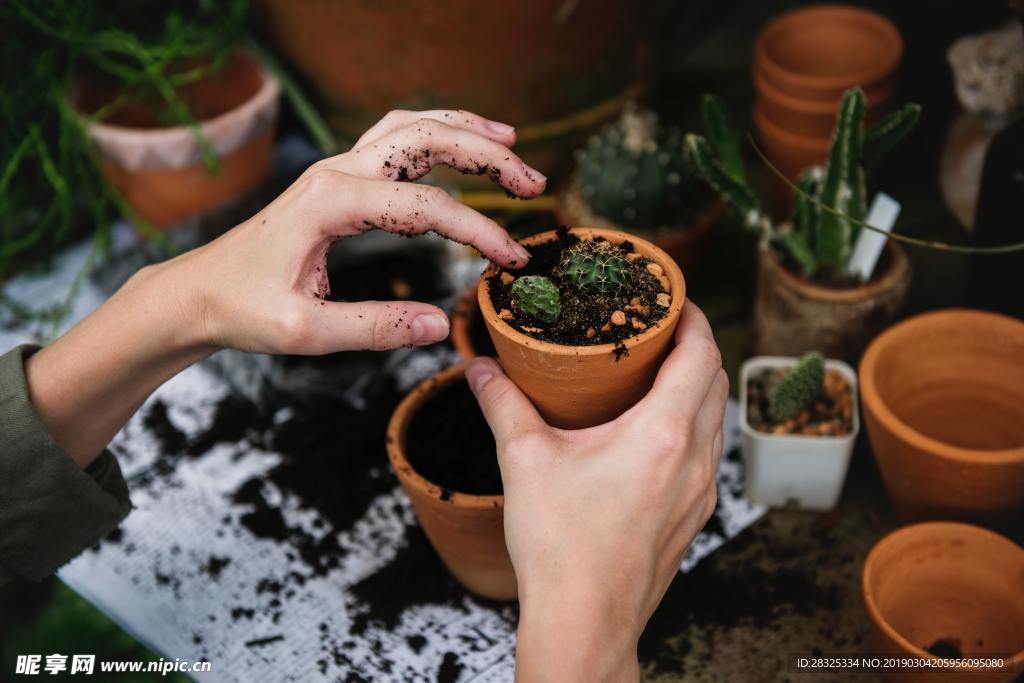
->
{"left": 466, "top": 301, "right": 727, "bottom": 682}
{"left": 26, "top": 109, "right": 545, "bottom": 465}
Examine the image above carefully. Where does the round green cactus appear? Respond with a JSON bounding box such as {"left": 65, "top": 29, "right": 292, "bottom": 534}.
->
{"left": 560, "top": 241, "right": 631, "bottom": 295}
{"left": 510, "top": 275, "right": 561, "bottom": 324}
{"left": 769, "top": 352, "right": 826, "bottom": 422}
{"left": 576, "top": 103, "right": 693, "bottom": 229}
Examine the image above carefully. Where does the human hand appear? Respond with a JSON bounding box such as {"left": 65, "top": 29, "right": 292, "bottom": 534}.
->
{"left": 465, "top": 302, "right": 727, "bottom": 682}
{"left": 150, "top": 109, "right": 546, "bottom": 355}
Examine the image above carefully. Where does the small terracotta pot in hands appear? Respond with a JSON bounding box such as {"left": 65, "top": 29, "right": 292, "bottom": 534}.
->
{"left": 478, "top": 228, "right": 685, "bottom": 429}
{"left": 859, "top": 309, "right": 1024, "bottom": 526}
{"left": 862, "top": 521, "right": 1024, "bottom": 682}
{"left": 754, "top": 4, "right": 903, "bottom": 102}
{"left": 386, "top": 364, "right": 515, "bottom": 600}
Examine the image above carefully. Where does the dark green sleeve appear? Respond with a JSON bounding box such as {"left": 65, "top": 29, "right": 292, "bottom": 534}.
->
{"left": 0, "top": 345, "right": 132, "bottom": 584}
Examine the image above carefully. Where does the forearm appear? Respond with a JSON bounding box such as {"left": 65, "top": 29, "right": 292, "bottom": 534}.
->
{"left": 516, "top": 582, "right": 641, "bottom": 682}
{"left": 24, "top": 259, "right": 213, "bottom": 468}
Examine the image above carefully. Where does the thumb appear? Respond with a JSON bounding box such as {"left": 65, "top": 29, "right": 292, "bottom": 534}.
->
{"left": 465, "top": 357, "right": 546, "bottom": 451}
{"left": 315, "top": 300, "right": 450, "bottom": 352}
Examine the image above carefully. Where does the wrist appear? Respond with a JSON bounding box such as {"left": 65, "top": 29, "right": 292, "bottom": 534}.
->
{"left": 516, "top": 580, "right": 641, "bottom": 682}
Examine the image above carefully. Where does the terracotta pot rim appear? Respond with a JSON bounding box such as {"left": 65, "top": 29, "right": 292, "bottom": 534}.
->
{"left": 755, "top": 4, "right": 903, "bottom": 93}
{"left": 77, "top": 50, "right": 280, "bottom": 143}
{"left": 450, "top": 286, "right": 480, "bottom": 361}
{"left": 859, "top": 308, "right": 1024, "bottom": 463}
{"left": 753, "top": 66, "right": 895, "bottom": 116}
{"left": 385, "top": 363, "right": 504, "bottom": 509}
{"left": 861, "top": 521, "right": 1024, "bottom": 667}
{"left": 477, "top": 228, "right": 686, "bottom": 357}
{"left": 557, "top": 175, "right": 725, "bottom": 241}
{"left": 754, "top": 102, "right": 832, "bottom": 152}
{"left": 759, "top": 241, "right": 909, "bottom": 303}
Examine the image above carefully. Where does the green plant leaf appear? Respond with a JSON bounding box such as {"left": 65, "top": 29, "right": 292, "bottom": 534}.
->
{"left": 863, "top": 103, "right": 921, "bottom": 168}
{"left": 683, "top": 133, "right": 767, "bottom": 234}
{"left": 700, "top": 94, "right": 745, "bottom": 184}
{"left": 816, "top": 88, "right": 865, "bottom": 270}
{"left": 775, "top": 230, "right": 818, "bottom": 277}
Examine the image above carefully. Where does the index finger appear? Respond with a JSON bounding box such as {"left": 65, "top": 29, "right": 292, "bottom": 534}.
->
{"left": 634, "top": 300, "right": 723, "bottom": 422}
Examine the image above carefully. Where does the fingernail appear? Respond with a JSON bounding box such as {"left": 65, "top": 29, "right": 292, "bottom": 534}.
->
{"left": 510, "top": 241, "right": 531, "bottom": 266}
{"left": 523, "top": 163, "right": 547, "bottom": 183}
{"left": 485, "top": 119, "right": 515, "bottom": 136}
{"left": 412, "top": 313, "right": 449, "bottom": 345}
{"left": 466, "top": 359, "right": 496, "bottom": 395}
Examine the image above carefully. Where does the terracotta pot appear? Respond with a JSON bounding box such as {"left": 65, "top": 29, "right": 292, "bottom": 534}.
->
{"left": 859, "top": 310, "right": 1024, "bottom": 526}
{"left": 754, "top": 65, "right": 894, "bottom": 139}
{"left": 386, "top": 363, "right": 515, "bottom": 600}
{"left": 254, "top": 0, "right": 656, "bottom": 180}
{"left": 479, "top": 227, "right": 685, "bottom": 429}
{"left": 862, "top": 521, "right": 1024, "bottom": 682}
{"left": 753, "top": 241, "right": 911, "bottom": 362}
{"left": 753, "top": 101, "right": 831, "bottom": 209}
{"left": 451, "top": 285, "right": 496, "bottom": 362}
{"left": 755, "top": 4, "right": 903, "bottom": 102}
{"left": 556, "top": 175, "right": 724, "bottom": 276}
{"left": 75, "top": 50, "right": 279, "bottom": 229}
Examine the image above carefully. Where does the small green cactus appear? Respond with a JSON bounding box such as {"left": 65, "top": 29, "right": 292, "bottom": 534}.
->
{"left": 510, "top": 275, "right": 561, "bottom": 324}
{"left": 769, "top": 352, "right": 826, "bottom": 422}
{"left": 576, "top": 103, "right": 694, "bottom": 229}
{"left": 684, "top": 91, "right": 921, "bottom": 279}
{"left": 560, "top": 241, "right": 631, "bottom": 295}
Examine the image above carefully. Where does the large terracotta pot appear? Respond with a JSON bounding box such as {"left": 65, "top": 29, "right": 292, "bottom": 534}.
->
{"left": 754, "top": 4, "right": 903, "bottom": 102}
{"left": 862, "top": 521, "right": 1024, "bottom": 682}
{"left": 859, "top": 309, "right": 1024, "bottom": 526}
{"left": 479, "top": 228, "right": 685, "bottom": 429}
{"left": 386, "top": 364, "right": 515, "bottom": 600}
{"left": 556, "top": 176, "right": 724, "bottom": 276}
{"left": 254, "top": 0, "right": 655, "bottom": 180}
{"left": 753, "top": 241, "right": 912, "bottom": 362}
{"left": 75, "top": 50, "right": 279, "bottom": 229}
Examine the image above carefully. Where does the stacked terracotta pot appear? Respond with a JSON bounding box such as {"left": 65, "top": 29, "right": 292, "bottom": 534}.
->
{"left": 753, "top": 5, "right": 903, "bottom": 200}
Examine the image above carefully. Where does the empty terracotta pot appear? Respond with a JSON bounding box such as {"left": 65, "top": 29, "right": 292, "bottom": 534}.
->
{"left": 862, "top": 521, "right": 1024, "bottom": 682}
{"left": 753, "top": 101, "right": 831, "bottom": 189}
{"left": 556, "top": 176, "right": 724, "bottom": 276}
{"left": 860, "top": 309, "right": 1024, "bottom": 526}
{"left": 755, "top": 4, "right": 903, "bottom": 102}
{"left": 753, "top": 241, "right": 911, "bottom": 361}
{"left": 75, "top": 50, "right": 279, "bottom": 229}
{"left": 479, "top": 228, "right": 685, "bottom": 429}
{"left": 451, "top": 285, "right": 495, "bottom": 361}
{"left": 386, "top": 363, "right": 515, "bottom": 600}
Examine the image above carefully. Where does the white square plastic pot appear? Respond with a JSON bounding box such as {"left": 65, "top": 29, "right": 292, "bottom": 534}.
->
{"left": 739, "top": 356, "right": 860, "bottom": 511}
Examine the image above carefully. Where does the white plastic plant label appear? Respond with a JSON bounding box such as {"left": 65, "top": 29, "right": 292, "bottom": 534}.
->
{"left": 846, "top": 192, "right": 901, "bottom": 280}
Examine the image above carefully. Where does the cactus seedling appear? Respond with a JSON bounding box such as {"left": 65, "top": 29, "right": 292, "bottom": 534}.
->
{"left": 769, "top": 352, "right": 826, "bottom": 422}
{"left": 576, "top": 103, "right": 694, "bottom": 229}
{"left": 510, "top": 275, "right": 561, "bottom": 324}
{"left": 560, "top": 241, "right": 632, "bottom": 295}
{"left": 684, "top": 90, "right": 921, "bottom": 279}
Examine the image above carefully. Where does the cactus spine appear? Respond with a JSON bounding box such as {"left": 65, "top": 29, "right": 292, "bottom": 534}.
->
{"left": 510, "top": 275, "right": 561, "bottom": 324}
{"left": 576, "top": 103, "right": 692, "bottom": 229}
{"left": 769, "top": 352, "right": 826, "bottom": 422}
{"left": 683, "top": 90, "right": 920, "bottom": 279}
{"left": 560, "top": 241, "right": 631, "bottom": 295}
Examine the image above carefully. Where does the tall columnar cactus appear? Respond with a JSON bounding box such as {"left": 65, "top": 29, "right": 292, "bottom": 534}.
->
{"left": 511, "top": 275, "right": 561, "bottom": 324}
{"left": 576, "top": 103, "right": 693, "bottom": 229}
{"left": 683, "top": 90, "right": 921, "bottom": 279}
{"left": 769, "top": 352, "right": 826, "bottom": 422}
{"left": 560, "top": 241, "right": 631, "bottom": 295}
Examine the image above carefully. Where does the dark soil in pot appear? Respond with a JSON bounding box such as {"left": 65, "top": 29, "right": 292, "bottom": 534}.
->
{"left": 405, "top": 379, "right": 501, "bottom": 496}
{"left": 486, "top": 227, "right": 669, "bottom": 346}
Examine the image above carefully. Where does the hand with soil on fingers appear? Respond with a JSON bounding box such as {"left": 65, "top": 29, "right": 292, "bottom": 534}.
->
{"left": 24, "top": 109, "right": 546, "bottom": 467}
{"left": 465, "top": 301, "right": 727, "bottom": 683}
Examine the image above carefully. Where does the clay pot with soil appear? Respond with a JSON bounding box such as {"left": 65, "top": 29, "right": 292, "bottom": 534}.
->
{"left": 386, "top": 363, "right": 514, "bottom": 600}
{"left": 479, "top": 227, "right": 684, "bottom": 429}
{"left": 862, "top": 521, "right": 1024, "bottom": 682}
{"left": 859, "top": 309, "right": 1024, "bottom": 526}
{"left": 74, "top": 50, "right": 279, "bottom": 229}
{"left": 556, "top": 103, "right": 723, "bottom": 274}
{"left": 685, "top": 89, "right": 920, "bottom": 362}
{"left": 740, "top": 352, "right": 859, "bottom": 510}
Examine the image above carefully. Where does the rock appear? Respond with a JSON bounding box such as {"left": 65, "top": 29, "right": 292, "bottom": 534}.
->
{"left": 610, "top": 310, "right": 627, "bottom": 326}
{"left": 625, "top": 252, "right": 642, "bottom": 262}
{"left": 500, "top": 271, "right": 516, "bottom": 286}
{"left": 656, "top": 292, "right": 671, "bottom": 307}
{"left": 498, "top": 308, "right": 513, "bottom": 320}
{"left": 630, "top": 317, "right": 647, "bottom": 330}
{"left": 646, "top": 263, "right": 664, "bottom": 277}
{"left": 586, "top": 327, "right": 597, "bottom": 339}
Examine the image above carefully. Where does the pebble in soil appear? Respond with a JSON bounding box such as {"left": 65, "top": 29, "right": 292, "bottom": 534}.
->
{"left": 487, "top": 228, "right": 671, "bottom": 346}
